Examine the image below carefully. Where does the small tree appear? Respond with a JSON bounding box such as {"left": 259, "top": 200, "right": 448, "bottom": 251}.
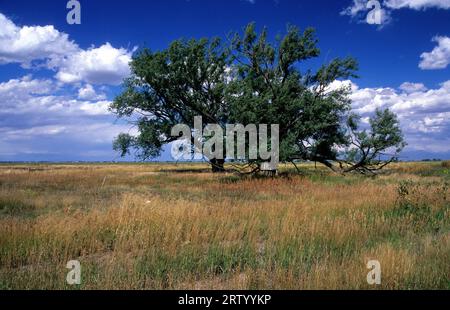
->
{"left": 339, "top": 108, "right": 407, "bottom": 174}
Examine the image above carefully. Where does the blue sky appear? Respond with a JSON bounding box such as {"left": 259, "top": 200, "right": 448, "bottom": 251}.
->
{"left": 0, "top": 0, "right": 449, "bottom": 161}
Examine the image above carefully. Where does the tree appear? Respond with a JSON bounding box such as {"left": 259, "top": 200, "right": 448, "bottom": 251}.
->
{"left": 111, "top": 23, "right": 406, "bottom": 175}
{"left": 110, "top": 37, "right": 231, "bottom": 172}
{"left": 338, "top": 108, "right": 407, "bottom": 174}
{"left": 226, "top": 23, "right": 358, "bottom": 171}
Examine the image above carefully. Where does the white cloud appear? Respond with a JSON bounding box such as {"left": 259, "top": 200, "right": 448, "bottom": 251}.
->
{"left": 0, "top": 75, "right": 136, "bottom": 160}
{"left": 0, "top": 13, "right": 134, "bottom": 85}
{"left": 0, "top": 75, "right": 54, "bottom": 95}
{"left": 55, "top": 43, "right": 134, "bottom": 85}
{"left": 0, "top": 76, "right": 111, "bottom": 117}
{"left": 384, "top": 0, "right": 450, "bottom": 10}
{"left": 342, "top": 0, "right": 450, "bottom": 26}
{"left": 0, "top": 121, "right": 136, "bottom": 161}
{"left": 343, "top": 79, "right": 450, "bottom": 153}
{"left": 0, "top": 123, "right": 132, "bottom": 144}
{"left": 1, "top": 125, "right": 67, "bottom": 140}
{"left": 0, "top": 13, "right": 78, "bottom": 68}
{"left": 78, "top": 84, "right": 106, "bottom": 100}
{"left": 303, "top": 78, "right": 450, "bottom": 154}
{"left": 324, "top": 79, "right": 359, "bottom": 93}
{"left": 341, "top": 0, "right": 369, "bottom": 16}
{"left": 350, "top": 80, "right": 450, "bottom": 114}
{"left": 419, "top": 36, "right": 450, "bottom": 70}
{"left": 399, "top": 82, "right": 428, "bottom": 93}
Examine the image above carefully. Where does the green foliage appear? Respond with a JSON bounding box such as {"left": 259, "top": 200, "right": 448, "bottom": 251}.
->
{"left": 111, "top": 23, "right": 405, "bottom": 173}
{"left": 342, "top": 109, "right": 406, "bottom": 173}
{"left": 112, "top": 133, "right": 134, "bottom": 157}
{"left": 226, "top": 24, "right": 358, "bottom": 166}
{"left": 110, "top": 37, "right": 231, "bottom": 161}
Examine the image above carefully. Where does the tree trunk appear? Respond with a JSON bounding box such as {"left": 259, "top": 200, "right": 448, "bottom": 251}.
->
{"left": 210, "top": 158, "right": 225, "bottom": 173}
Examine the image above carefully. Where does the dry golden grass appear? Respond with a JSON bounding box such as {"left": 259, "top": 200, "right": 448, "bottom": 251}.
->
{"left": 0, "top": 162, "right": 448, "bottom": 289}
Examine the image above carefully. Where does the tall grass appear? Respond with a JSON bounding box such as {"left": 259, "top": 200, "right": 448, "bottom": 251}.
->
{"left": 0, "top": 162, "right": 448, "bottom": 289}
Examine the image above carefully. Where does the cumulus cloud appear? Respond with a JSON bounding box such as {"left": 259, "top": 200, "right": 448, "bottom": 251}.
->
{"left": 399, "top": 82, "right": 428, "bottom": 93}
{"left": 0, "top": 76, "right": 110, "bottom": 116}
{"left": 0, "top": 13, "right": 134, "bottom": 85}
{"left": 0, "top": 13, "right": 78, "bottom": 68}
{"left": 384, "top": 0, "right": 450, "bottom": 10}
{"left": 0, "top": 123, "right": 129, "bottom": 145}
{"left": 419, "top": 36, "right": 450, "bottom": 70}
{"left": 55, "top": 43, "right": 134, "bottom": 85}
{"left": 78, "top": 84, "right": 106, "bottom": 101}
{"left": 0, "top": 75, "right": 54, "bottom": 96}
{"left": 1, "top": 74, "right": 450, "bottom": 159}
{"left": 0, "top": 122, "right": 134, "bottom": 160}
{"left": 0, "top": 12, "right": 137, "bottom": 160}
{"left": 334, "top": 79, "right": 450, "bottom": 154}
{"left": 341, "top": 0, "right": 369, "bottom": 16}
{"left": 0, "top": 75, "right": 136, "bottom": 160}
{"left": 349, "top": 80, "right": 450, "bottom": 114}
{"left": 342, "top": 0, "right": 450, "bottom": 26}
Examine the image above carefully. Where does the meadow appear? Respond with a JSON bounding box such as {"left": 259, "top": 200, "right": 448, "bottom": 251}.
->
{"left": 0, "top": 161, "right": 448, "bottom": 289}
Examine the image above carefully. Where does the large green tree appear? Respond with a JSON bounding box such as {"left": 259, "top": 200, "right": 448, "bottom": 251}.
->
{"left": 111, "top": 23, "right": 405, "bottom": 174}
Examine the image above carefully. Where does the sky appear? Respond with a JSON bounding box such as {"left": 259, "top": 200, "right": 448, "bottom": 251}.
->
{"left": 0, "top": 0, "right": 449, "bottom": 162}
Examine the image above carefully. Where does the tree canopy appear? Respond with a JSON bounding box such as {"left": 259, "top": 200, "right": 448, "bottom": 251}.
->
{"left": 110, "top": 23, "right": 406, "bottom": 174}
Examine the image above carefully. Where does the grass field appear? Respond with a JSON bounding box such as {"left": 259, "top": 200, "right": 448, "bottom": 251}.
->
{"left": 0, "top": 162, "right": 448, "bottom": 289}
